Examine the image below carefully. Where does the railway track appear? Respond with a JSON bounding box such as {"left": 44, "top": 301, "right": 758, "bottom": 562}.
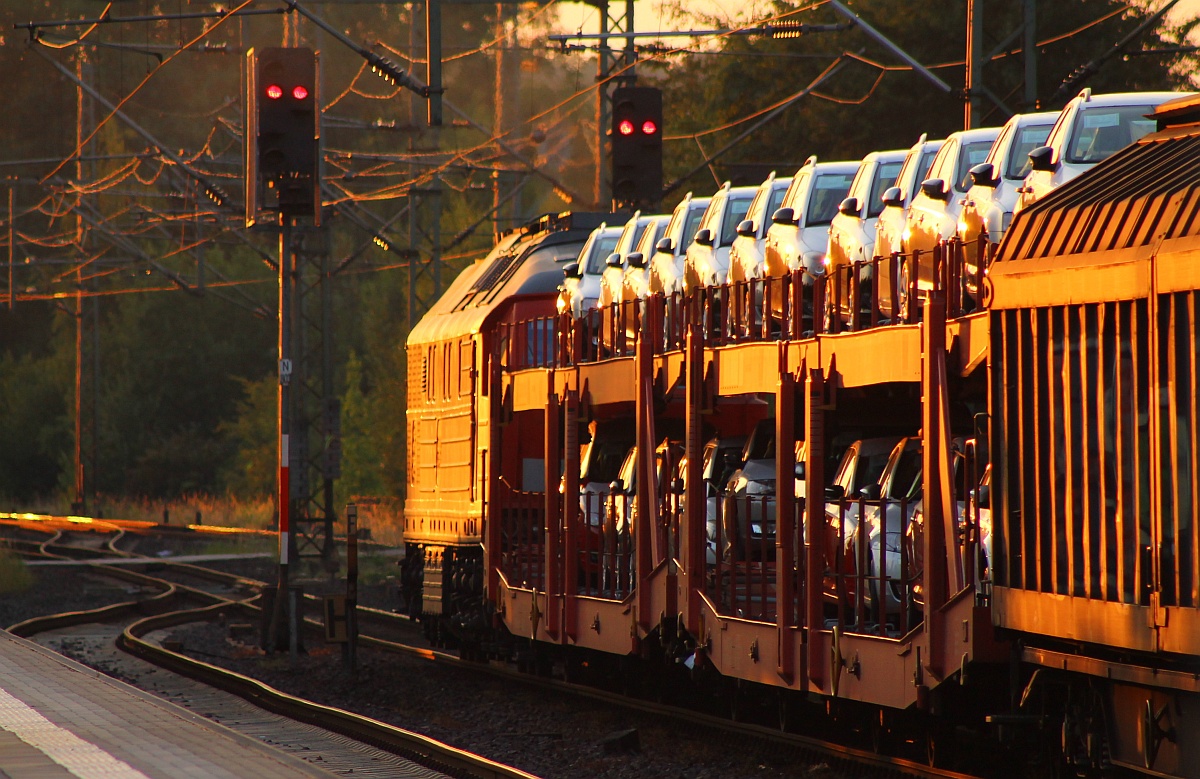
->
{"left": 3, "top": 518, "right": 993, "bottom": 779}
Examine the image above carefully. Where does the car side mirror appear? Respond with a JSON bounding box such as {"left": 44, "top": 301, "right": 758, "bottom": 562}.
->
{"left": 656, "top": 236, "right": 675, "bottom": 254}
{"left": 880, "top": 186, "right": 904, "bottom": 208}
{"left": 626, "top": 251, "right": 645, "bottom": 268}
{"left": 694, "top": 228, "right": 714, "bottom": 246}
{"left": 824, "top": 484, "right": 845, "bottom": 500}
{"left": 976, "top": 484, "right": 991, "bottom": 509}
{"left": 969, "top": 162, "right": 999, "bottom": 188}
{"left": 771, "top": 207, "right": 797, "bottom": 225}
{"left": 920, "top": 178, "right": 949, "bottom": 201}
{"left": 858, "top": 483, "right": 882, "bottom": 501}
{"left": 1028, "top": 145, "right": 1057, "bottom": 173}
{"left": 610, "top": 479, "right": 624, "bottom": 493}
{"left": 735, "top": 219, "right": 756, "bottom": 237}
{"left": 794, "top": 462, "right": 806, "bottom": 479}
{"left": 605, "top": 252, "right": 622, "bottom": 267}
{"left": 838, "top": 196, "right": 861, "bottom": 217}
{"left": 563, "top": 262, "right": 581, "bottom": 279}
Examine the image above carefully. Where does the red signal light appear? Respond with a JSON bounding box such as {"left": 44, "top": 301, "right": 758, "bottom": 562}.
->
{"left": 618, "top": 119, "right": 635, "bottom": 136}
{"left": 641, "top": 119, "right": 658, "bottom": 135}
{"left": 292, "top": 85, "right": 309, "bottom": 100}
{"left": 266, "top": 84, "right": 284, "bottom": 100}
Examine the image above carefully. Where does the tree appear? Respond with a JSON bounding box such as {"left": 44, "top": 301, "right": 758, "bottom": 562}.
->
{"left": 658, "top": 0, "right": 1199, "bottom": 197}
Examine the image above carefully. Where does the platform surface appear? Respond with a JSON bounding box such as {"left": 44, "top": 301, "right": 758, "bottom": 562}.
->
{"left": 0, "top": 629, "right": 339, "bottom": 779}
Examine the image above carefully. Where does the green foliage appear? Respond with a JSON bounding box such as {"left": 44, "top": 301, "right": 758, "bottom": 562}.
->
{"left": 338, "top": 351, "right": 386, "bottom": 499}
{"left": 0, "top": 549, "right": 33, "bottom": 595}
{"left": 0, "top": 318, "right": 72, "bottom": 500}
{"left": 1, "top": 0, "right": 1195, "bottom": 514}
{"left": 218, "top": 375, "right": 277, "bottom": 499}
{"left": 660, "top": 0, "right": 1200, "bottom": 194}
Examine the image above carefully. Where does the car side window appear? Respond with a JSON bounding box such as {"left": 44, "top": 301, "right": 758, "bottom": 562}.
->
{"left": 867, "top": 160, "right": 902, "bottom": 218}
{"left": 926, "top": 140, "right": 956, "bottom": 184}
{"left": 847, "top": 163, "right": 870, "bottom": 200}
{"left": 955, "top": 140, "right": 996, "bottom": 192}
{"left": 986, "top": 122, "right": 1015, "bottom": 167}
{"left": 698, "top": 195, "right": 724, "bottom": 234}
{"left": 914, "top": 148, "right": 940, "bottom": 192}
{"left": 661, "top": 207, "right": 685, "bottom": 250}
{"left": 683, "top": 205, "right": 706, "bottom": 247}
{"left": 1006, "top": 122, "right": 1054, "bottom": 179}
{"left": 1043, "top": 105, "right": 1074, "bottom": 157}
{"left": 783, "top": 172, "right": 810, "bottom": 212}
{"left": 765, "top": 184, "right": 789, "bottom": 228}
{"left": 720, "top": 194, "right": 755, "bottom": 245}
{"left": 894, "top": 152, "right": 920, "bottom": 196}
{"left": 745, "top": 186, "right": 770, "bottom": 229}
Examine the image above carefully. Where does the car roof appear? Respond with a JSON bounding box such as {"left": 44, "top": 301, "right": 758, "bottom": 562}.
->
{"left": 1070, "top": 90, "right": 1188, "bottom": 108}
{"left": 860, "top": 148, "right": 908, "bottom": 164}
{"left": 944, "top": 125, "right": 1001, "bottom": 144}
{"left": 812, "top": 160, "right": 861, "bottom": 175}
{"left": 1012, "top": 110, "right": 1058, "bottom": 126}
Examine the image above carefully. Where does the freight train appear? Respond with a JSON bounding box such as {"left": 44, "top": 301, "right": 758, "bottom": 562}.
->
{"left": 402, "top": 95, "right": 1200, "bottom": 776}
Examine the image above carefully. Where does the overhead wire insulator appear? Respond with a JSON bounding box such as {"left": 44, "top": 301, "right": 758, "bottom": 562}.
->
{"left": 365, "top": 52, "right": 404, "bottom": 86}
{"left": 766, "top": 22, "right": 808, "bottom": 39}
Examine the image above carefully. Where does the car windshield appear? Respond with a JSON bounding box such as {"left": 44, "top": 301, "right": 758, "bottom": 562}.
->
{"left": 806, "top": 172, "right": 855, "bottom": 226}
{"left": 848, "top": 450, "right": 891, "bottom": 494}
{"left": 867, "top": 161, "right": 903, "bottom": 218}
{"left": 955, "top": 140, "right": 996, "bottom": 192}
{"left": 581, "top": 439, "right": 629, "bottom": 483}
{"left": 584, "top": 234, "right": 620, "bottom": 275}
{"left": 1066, "top": 104, "right": 1159, "bottom": 164}
{"left": 1005, "top": 122, "right": 1054, "bottom": 179}
{"left": 719, "top": 193, "right": 755, "bottom": 245}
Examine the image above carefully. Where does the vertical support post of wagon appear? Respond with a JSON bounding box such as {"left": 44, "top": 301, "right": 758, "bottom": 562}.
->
{"left": 635, "top": 320, "right": 656, "bottom": 636}
{"left": 922, "top": 292, "right": 954, "bottom": 677}
{"left": 776, "top": 344, "right": 797, "bottom": 683}
{"left": 683, "top": 323, "right": 706, "bottom": 629}
{"left": 805, "top": 366, "right": 827, "bottom": 689}
{"left": 544, "top": 390, "right": 561, "bottom": 640}
{"left": 562, "top": 388, "right": 580, "bottom": 641}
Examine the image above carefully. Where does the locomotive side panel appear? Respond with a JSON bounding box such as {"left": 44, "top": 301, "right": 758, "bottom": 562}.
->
{"left": 405, "top": 334, "right": 481, "bottom": 546}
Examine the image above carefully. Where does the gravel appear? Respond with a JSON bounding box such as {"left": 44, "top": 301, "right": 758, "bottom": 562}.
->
{"left": 4, "top": 555, "right": 848, "bottom": 779}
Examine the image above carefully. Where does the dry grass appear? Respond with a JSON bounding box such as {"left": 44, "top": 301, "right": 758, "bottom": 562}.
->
{"left": 9, "top": 493, "right": 406, "bottom": 547}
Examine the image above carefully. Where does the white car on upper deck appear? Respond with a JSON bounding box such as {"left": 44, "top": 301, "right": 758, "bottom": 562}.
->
{"left": 683, "top": 181, "right": 757, "bottom": 294}
{"left": 557, "top": 222, "right": 622, "bottom": 318}
{"left": 1014, "top": 88, "right": 1188, "bottom": 214}
{"left": 648, "top": 192, "right": 710, "bottom": 297}
{"left": 762, "top": 156, "right": 858, "bottom": 282}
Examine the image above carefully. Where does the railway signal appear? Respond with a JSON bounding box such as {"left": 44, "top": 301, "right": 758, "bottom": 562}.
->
{"left": 610, "top": 86, "right": 662, "bottom": 209}
{"left": 246, "top": 47, "right": 320, "bottom": 226}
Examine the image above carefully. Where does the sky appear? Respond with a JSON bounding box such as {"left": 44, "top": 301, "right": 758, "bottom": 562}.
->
{"left": 553, "top": 0, "right": 1200, "bottom": 48}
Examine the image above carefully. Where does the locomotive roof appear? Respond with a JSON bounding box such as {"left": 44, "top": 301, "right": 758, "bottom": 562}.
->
{"left": 407, "top": 212, "right": 611, "bottom": 347}
{"left": 998, "top": 99, "right": 1200, "bottom": 276}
